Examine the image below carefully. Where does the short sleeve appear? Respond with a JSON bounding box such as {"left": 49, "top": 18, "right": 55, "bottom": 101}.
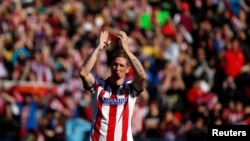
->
{"left": 85, "top": 77, "right": 105, "bottom": 93}
{"left": 127, "top": 83, "right": 143, "bottom": 98}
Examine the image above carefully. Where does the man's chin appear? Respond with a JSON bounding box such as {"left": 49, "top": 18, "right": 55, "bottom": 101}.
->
{"left": 111, "top": 74, "right": 122, "bottom": 79}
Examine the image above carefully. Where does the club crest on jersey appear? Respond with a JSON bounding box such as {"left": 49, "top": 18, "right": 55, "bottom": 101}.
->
{"left": 102, "top": 97, "right": 128, "bottom": 105}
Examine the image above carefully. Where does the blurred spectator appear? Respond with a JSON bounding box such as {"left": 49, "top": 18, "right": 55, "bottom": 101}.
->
{"left": 77, "top": 90, "right": 92, "bottom": 123}
{"left": 222, "top": 100, "right": 245, "bottom": 124}
{"left": 18, "top": 93, "right": 38, "bottom": 140}
{"left": 220, "top": 75, "right": 243, "bottom": 106}
{"left": 65, "top": 105, "right": 91, "bottom": 141}
{"left": 223, "top": 37, "right": 245, "bottom": 79}
{"left": 186, "top": 80, "right": 218, "bottom": 112}
{"left": 159, "top": 110, "right": 182, "bottom": 141}
{"left": 0, "top": 96, "right": 19, "bottom": 141}
{"left": 185, "top": 116, "right": 207, "bottom": 141}
{"left": 143, "top": 100, "right": 161, "bottom": 140}
{"left": 159, "top": 61, "right": 185, "bottom": 113}
{"left": 162, "top": 31, "right": 180, "bottom": 66}
{"left": 131, "top": 91, "right": 148, "bottom": 141}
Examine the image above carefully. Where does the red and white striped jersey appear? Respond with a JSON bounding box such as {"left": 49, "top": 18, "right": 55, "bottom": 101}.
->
{"left": 87, "top": 77, "right": 141, "bottom": 141}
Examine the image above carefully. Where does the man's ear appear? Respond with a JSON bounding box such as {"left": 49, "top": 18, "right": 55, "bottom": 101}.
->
{"left": 126, "top": 67, "right": 130, "bottom": 73}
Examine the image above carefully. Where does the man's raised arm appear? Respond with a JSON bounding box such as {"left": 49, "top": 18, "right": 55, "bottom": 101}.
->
{"left": 117, "top": 31, "right": 147, "bottom": 92}
{"left": 79, "top": 31, "right": 110, "bottom": 88}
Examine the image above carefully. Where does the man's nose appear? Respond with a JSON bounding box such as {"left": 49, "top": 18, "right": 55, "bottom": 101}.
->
{"left": 115, "top": 66, "right": 120, "bottom": 70}
{"left": 115, "top": 65, "right": 121, "bottom": 70}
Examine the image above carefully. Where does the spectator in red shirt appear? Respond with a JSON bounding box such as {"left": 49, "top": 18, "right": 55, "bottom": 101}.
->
{"left": 223, "top": 37, "right": 245, "bottom": 79}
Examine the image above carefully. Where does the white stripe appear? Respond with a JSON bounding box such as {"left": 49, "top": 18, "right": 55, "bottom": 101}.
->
{"left": 114, "top": 89, "right": 125, "bottom": 141}
{"left": 127, "top": 94, "right": 137, "bottom": 141}
{"left": 99, "top": 86, "right": 112, "bottom": 141}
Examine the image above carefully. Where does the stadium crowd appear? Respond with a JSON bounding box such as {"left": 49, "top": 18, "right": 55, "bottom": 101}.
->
{"left": 0, "top": 0, "right": 250, "bottom": 141}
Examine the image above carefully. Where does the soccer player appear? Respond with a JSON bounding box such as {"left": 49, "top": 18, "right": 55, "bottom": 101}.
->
{"left": 79, "top": 30, "right": 147, "bottom": 141}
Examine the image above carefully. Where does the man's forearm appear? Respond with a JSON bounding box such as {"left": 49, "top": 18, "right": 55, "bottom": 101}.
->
{"left": 124, "top": 50, "right": 146, "bottom": 79}
{"left": 80, "top": 45, "right": 103, "bottom": 77}
{"left": 117, "top": 30, "right": 146, "bottom": 80}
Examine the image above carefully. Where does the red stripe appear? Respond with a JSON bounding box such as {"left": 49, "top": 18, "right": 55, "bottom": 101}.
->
{"left": 106, "top": 89, "right": 118, "bottom": 141}
{"left": 92, "top": 88, "right": 105, "bottom": 141}
{"left": 121, "top": 92, "right": 129, "bottom": 141}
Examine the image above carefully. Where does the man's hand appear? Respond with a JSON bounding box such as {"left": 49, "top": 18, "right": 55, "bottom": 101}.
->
{"left": 117, "top": 31, "right": 129, "bottom": 51}
{"left": 99, "top": 31, "right": 111, "bottom": 49}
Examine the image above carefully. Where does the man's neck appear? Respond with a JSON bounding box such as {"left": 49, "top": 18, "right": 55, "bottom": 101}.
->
{"left": 108, "top": 77, "right": 124, "bottom": 87}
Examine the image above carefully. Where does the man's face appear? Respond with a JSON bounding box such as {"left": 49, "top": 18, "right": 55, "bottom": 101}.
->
{"left": 111, "top": 57, "right": 130, "bottom": 79}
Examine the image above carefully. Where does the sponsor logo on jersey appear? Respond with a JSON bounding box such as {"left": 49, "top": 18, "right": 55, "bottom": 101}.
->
{"left": 102, "top": 97, "right": 128, "bottom": 105}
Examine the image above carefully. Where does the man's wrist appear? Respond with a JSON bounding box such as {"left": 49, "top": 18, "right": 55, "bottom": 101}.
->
{"left": 97, "top": 43, "right": 105, "bottom": 49}
{"left": 122, "top": 47, "right": 131, "bottom": 54}
{"left": 98, "top": 42, "right": 108, "bottom": 49}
